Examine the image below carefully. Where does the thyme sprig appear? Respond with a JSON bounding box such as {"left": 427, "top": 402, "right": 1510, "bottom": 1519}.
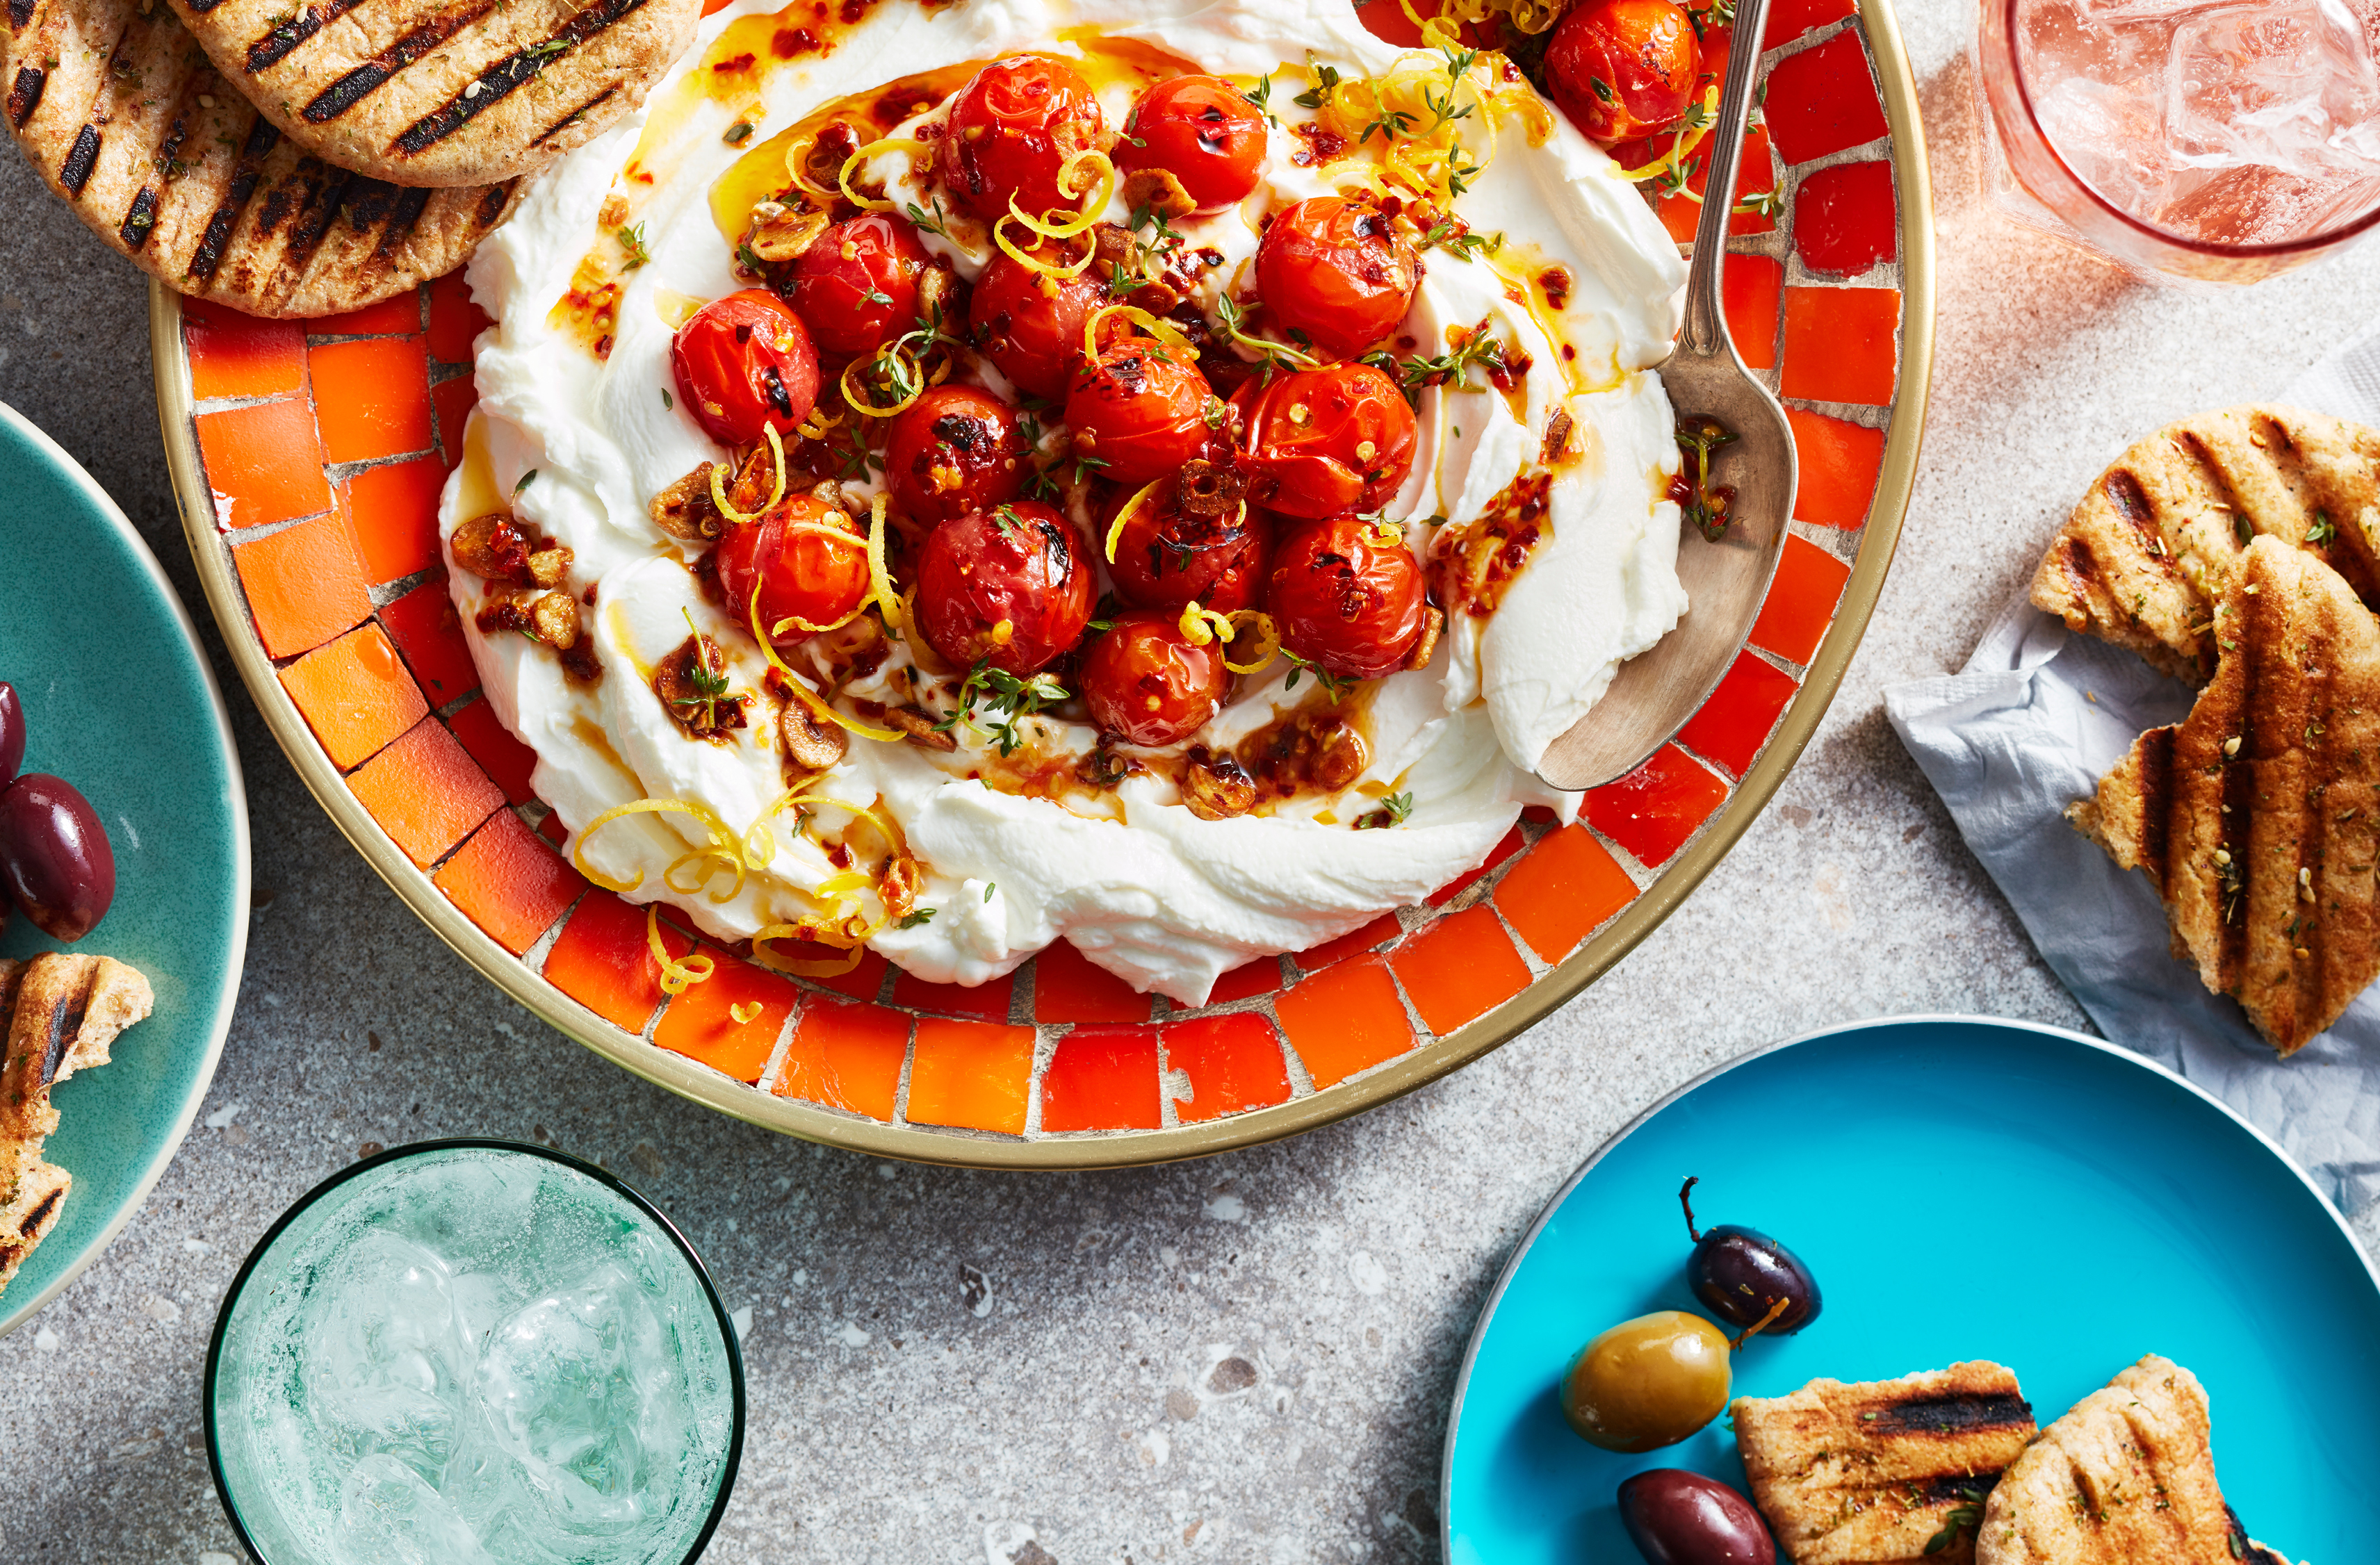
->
{"left": 934, "top": 658, "right": 1070, "bottom": 757}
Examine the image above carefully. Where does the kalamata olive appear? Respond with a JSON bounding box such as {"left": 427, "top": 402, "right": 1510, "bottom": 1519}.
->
{"left": 1562, "top": 1311, "right": 1731, "bottom": 1452}
{"left": 1617, "top": 1470, "right": 1775, "bottom": 1565}
{"left": 0, "top": 773, "right": 115, "bottom": 942}
{"left": 1680, "top": 1177, "right": 1823, "bottom": 1336}
{"left": 0, "top": 682, "right": 22, "bottom": 786}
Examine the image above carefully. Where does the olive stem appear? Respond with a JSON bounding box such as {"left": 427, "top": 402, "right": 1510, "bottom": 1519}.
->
{"left": 1729, "top": 1294, "right": 1791, "bottom": 1350}
{"left": 1679, "top": 1174, "right": 1703, "bottom": 1243}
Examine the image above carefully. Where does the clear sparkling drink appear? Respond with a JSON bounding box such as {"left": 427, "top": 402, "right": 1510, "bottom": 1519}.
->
{"left": 209, "top": 1144, "right": 740, "bottom": 1565}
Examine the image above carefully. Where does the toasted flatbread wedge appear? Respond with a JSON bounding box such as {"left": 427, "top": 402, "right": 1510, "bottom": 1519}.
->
{"left": 1976, "top": 1356, "right": 2304, "bottom": 1565}
{"left": 0, "top": 951, "right": 153, "bottom": 1298}
{"left": 3, "top": 0, "right": 517, "bottom": 316}
{"left": 2072, "top": 536, "right": 2380, "bottom": 1056}
{"left": 2031, "top": 405, "right": 2380, "bottom": 684}
{"left": 1733, "top": 1361, "right": 2038, "bottom": 1564}
{"left": 164, "top": 0, "right": 699, "bottom": 188}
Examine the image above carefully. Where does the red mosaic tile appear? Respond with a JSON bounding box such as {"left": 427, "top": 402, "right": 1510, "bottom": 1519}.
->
{"left": 1676, "top": 652, "right": 1800, "bottom": 779}
{"left": 1292, "top": 912, "right": 1403, "bottom": 974}
{"left": 1750, "top": 533, "right": 1852, "bottom": 666}
{"left": 1786, "top": 407, "right": 1886, "bottom": 529}
{"left": 1628, "top": 123, "right": 1777, "bottom": 244}
{"left": 1496, "top": 824, "right": 1640, "bottom": 964}
{"left": 1763, "top": 0, "right": 1857, "bottom": 49}
{"left": 433, "top": 809, "right": 583, "bottom": 956}
{"left": 1763, "top": 32, "right": 1887, "bottom": 165}
{"left": 1204, "top": 954, "right": 1283, "bottom": 1005}
{"left": 1723, "top": 254, "right": 1783, "bottom": 372}
{"left": 448, "top": 698, "right": 539, "bottom": 805}
{"left": 1427, "top": 824, "right": 1525, "bottom": 908}
{"left": 1164, "top": 1013, "right": 1293, "bottom": 1124}
{"left": 1032, "top": 940, "right": 1152, "bottom": 1024}
{"left": 1040, "top": 1026, "right": 1162, "bottom": 1133}
{"left": 427, "top": 271, "right": 494, "bottom": 364}
{"left": 311, "top": 292, "right": 423, "bottom": 338}
{"left": 184, "top": 300, "right": 304, "bottom": 402}
{"left": 434, "top": 377, "right": 480, "bottom": 470}
{"left": 377, "top": 577, "right": 480, "bottom": 707}
{"left": 1793, "top": 161, "right": 1896, "bottom": 277}
{"left": 892, "top": 967, "right": 1014, "bottom": 1020}
{"left": 1585, "top": 746, "right": 1729, "bottom": 868}
{"left": 1779, "top": 286, "right": 1900, "bottom": 407}
{"left": 1392, "top": 906, "right": 1531, "bottom": 1035}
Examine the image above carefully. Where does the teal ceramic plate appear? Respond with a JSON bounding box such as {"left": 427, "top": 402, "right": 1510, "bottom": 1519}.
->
{"left": 0, "top": 402, "right": 247, "bottom": 1337}
{"left": 1442, "top": 1015, "right": 2380, "bottom": 1564}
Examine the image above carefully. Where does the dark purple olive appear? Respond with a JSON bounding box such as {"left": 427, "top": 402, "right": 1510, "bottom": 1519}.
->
{"left": 1679, "top": 1178, "right": 1822, "bottom": 1336}
{"left": 0, "top": 773, "right": 115, "bottom": 942}
{"left": 0, "top": 682, "right": 22, "bottom": 786}
{"left": 1618, "top": 1470, "right": 1775, "bottom": 1565}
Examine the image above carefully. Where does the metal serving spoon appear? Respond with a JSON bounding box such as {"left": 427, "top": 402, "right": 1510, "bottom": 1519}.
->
{"left": 1535, "top": 0, "right": 1798, "bottom": 794}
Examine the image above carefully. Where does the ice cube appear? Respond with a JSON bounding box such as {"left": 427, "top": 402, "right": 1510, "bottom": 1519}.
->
{"left": 298, "top": 1230, "right": 473, "bottom": 1480}
{"left": 329, "top": 1454, "right": 498, "bottom": 1565}
{"left": 2166, "top": 0, "right": 2380, "bottom": 177}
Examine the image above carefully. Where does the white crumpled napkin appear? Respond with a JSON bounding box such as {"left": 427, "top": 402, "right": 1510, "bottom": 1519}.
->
{"left": 1884, "top": 334, "right": 2380, "bottom": 1216}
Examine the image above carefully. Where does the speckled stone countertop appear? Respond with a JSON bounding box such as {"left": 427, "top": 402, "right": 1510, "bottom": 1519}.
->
{"left": 7, "top": 3, "right": 2380, "bottom": 1559}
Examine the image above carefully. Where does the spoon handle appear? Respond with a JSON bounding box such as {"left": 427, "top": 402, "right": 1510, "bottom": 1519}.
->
{"left": 1680, "top": 0, "right": 1777, "bottom": 359}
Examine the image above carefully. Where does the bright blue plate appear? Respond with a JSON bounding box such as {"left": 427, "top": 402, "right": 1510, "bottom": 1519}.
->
{"left": 0, "top": 401, "right": 248, "bottom": 1336}
{"left": 1442, "top": 1015, "right": 2380, "bottom": 1564}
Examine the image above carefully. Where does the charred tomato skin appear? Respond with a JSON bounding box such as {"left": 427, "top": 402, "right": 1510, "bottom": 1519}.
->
{"left": 1266, "top": 515, "right": 1428, "bottom": 680}
{"left": 967, "top": 240, "right": 1109, "bottom": 400}
{"left": 1079, "top": 610, "right": 1231, "bottom": 748}
{"left": 883, "top": 386, "right": 1029, "bottom": 524}
{"left": 1103, "top": 477, "right": 1274, "bottom": 613}
{"left": 1253, "top": 197, "right": 1420, "bottom": 359}
{"left": 785, "top": 214, "right": 934, "bottom": 361}
{"left": 1237, "top": 363, "right": 1418, "bottom": 520}
{"left": 943, "top": 55, "right": 1109, "bottom": 222}
{"left": 1543, "top": 0, "right": 1699, "bottom": 143}
{"left": 1116, "top": 74, "right": 1268, "bottom": 213}
{"left": 671, "top": 290, "right": 821, "bottom": 447}
{"left": 914, "top": 500, "right": 1095, "bottom": 676}
{"left": 712, "top": 493, "right": 872, "bottom": 642}
{"left": 1065, "top": 340, "right": 1223, "bottom": 486}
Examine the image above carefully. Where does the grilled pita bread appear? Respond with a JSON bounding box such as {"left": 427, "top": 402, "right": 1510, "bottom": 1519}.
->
{"left": 0, "top": 951, "right": 153, "bottom": 1299}
{"left": 1975, "top": 1357, "right": 2304, "bottom": 1565}
{"left": 165, "top": 0, "right": 699, "bottom": 188}
{"left": 2072, "top": 536, "right": 2380, "bottom": 1056}
{"left": 4, "top": 0, "right": 517, "bottom": 316}
{"left": 2031, "top": 405, "right": 2380, "bottom": 685}
{"left": 1732, "top": 1361, "right": 2037, "bottom": 1564}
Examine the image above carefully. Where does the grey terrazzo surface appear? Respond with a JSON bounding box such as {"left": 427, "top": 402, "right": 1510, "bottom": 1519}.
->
{"left": 8, "top": 2, "right": 2380, "bottom": 1559}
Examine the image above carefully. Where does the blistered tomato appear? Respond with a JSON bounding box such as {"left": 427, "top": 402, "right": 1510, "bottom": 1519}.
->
{"left": 1103, "top": 466, "right": 1273, "bottom": 612}
{"left": 1079, "top": 610, "right": 1230, "bottom": 747}
{"left": 1116, "top": 74, "right": 1267, "bottom": 213}
{"left": 966, "top": 240, "right": 1107, "bottom": 400}
{"left": 671, "top": 290, "right": 820, "bottom": 447}
{"left": 1238, "top": 364, "right": 1417, "bottom": 520}
{"left": 883, "top": 386, "right": 1028, "bottom": 524}
{"left": 1254, "top": 197, "right": 1421, "bottom": 359}
{"left": 914, "top": 500, "right": 1094, "bottom": 675}
{"left": 785, "top": 214, "right": 933, "bottom": 361}
{"left": 712, "top": 494, "right": 872, "bottom": 641}
{"left": 1066, "top": 339, "right": 1222, "bottom": 486}
{"left": 1266, "top": 515, "right": 1428, "bottom": 680}
{"left": 943, "top": 56, "right": 1108, "bottom": 222}
{"left": 1544, "top": 0, "right": 1699, "bottom": 143}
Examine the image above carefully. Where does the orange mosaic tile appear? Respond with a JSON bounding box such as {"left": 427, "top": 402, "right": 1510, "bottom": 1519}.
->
{"left": 1794, "top": 161, "right": 1896, "bottom": 277}
{"left": 377, "top": 577, "right": 480, "bottom": 707}
{"left": 1763, "top": 31, "right": 1887, "bottom": 165}
{"left": 427, "top": 272, "right": 493, "bottom": 364}
{"left": 1392, "top": 905, "right": 1532, "bottom": 1035}
{"left": 773, "top": 998, "right": 908, "bottom": 1120}
{"left": 1032, "top": 940, "right": 1151, "bottom": 1024}
{"left": 184, "top": 300, "right": 304, "bottom": 402}
{"left": 277, "top": 624, "right": 427, "bottom": 770}
{"left": 434, "top": 377, "right": 479, "bottom": 470}
{"left": 1723, "top": 254, "right": 1783, "bottom": 372}
{"left": 195, "top": 398, "right": 329, "bottom": 530}
{"left": 1495, "top": 824, "right": 1640, "bottom": 964}
{"left": 233, "top": 511, "right": 372, "bottom": 658}
{"left": 311, "top": 337, "right": 434, "bottom": 464}
{"left": 1750, "top": 534, "right": 1852, "bottom": 666}
{"left": 1586, "top": 746, "right": 1730, "bottom": 869}
{"left": 1763, "top": 0, "right": 1857, "bottom": 48}
{"left": 311, "top": 291, "right": 423, "bottom": 338}
{"left": 342, "top": 455, "right": 448, "bottom": 585}
{"left": 1164, "top": 1013, "right": 1293, "bottom": 1124}
{"left": 906, "top": 1017, "right": 1035, "bottom": 1136}
{"left": 653, "top": 951, "right": 795, "bottom": 1085}
{"left": 543, "top": 890, "right": 691, "bottom": 1033}
{"left": 893, "top": 967, "right": 1013, "bottom": 1020}
{"left": 1786, "top": 407, "right": 1886, "bottom": 530}
{"left": 1039, "top": 1027, "right": 1162, "bottom": 1133}
{"left": 1293, "top": 912, "right": 1404, "bottom": 974}
{"left": 1275, "top": 956, "right": 1415, "bottom": 1089}
{"left": 1205, "top": 954, "right": 1284, "bottom": 1005}
{"left": 1779, "top": 286, "right": 1900, "bottom": 407}
{"left": 448, "top": 697, "right": 539, "bottom": 805}
{"left": 345, "top": 716, "right": 505, "bottom": 867}
{"left": 1677, "top": 652, "right": 1800, "bottom": 779}
{"left": 432, "top": 808, "right": 584, "bottom": 956}
{"left": 1428, "top": 823, "right": 1526, "bottom": 908}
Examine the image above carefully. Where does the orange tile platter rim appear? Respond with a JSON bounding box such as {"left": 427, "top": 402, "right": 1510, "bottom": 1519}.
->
{"left": 142, "top": 0, "right": 1932, "bottom": 1169}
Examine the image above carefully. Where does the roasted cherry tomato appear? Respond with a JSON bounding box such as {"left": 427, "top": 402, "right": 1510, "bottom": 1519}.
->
{"left": 944, "top": 56, "right": 1108, "bottom": 222}
{"left": 1103, "top": 465, "right": 1273, "bottom": 613}
{"left": 1238, "top": 364, "right": 1417, "bottom": 520}
{"left": 1066, "top": 339, "right": 1222, "bottom": 486}
{"left": 671, "top": 290, "right": 821, "bottom": 448}
{"left": 1544, "top": 0, "right": 1698, "bottom": 143}
{"left": 967, "top": 238, "right": 1109, "bottom": 400}
{"left": 785, "top": 214, "right": 934, "bottom": 361}
{"left": 914, "top": 500, "right": 1094, "bottom": 675}
{"left": 1079, "top": 610, "right": 1230, "bottom": 748}
{"left": 1266, "top": 514, "right": 1428, "bottom": 680}
{"left": 883, "top": 386, "right": 1028, "bottom": 524}
{"left": 712, "top": 494, "right": 872, "bottom": 642}
{"left": 1254, "top": 197, "right": 1420, "bottom": 359}
{"left": 1116, "top": 74, "right": 1267, "bottom": 214}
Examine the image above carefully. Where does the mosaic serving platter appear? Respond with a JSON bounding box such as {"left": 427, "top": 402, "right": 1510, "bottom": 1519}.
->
{"left": 150, "top": 0, "right": 1931, "bottom": 1167}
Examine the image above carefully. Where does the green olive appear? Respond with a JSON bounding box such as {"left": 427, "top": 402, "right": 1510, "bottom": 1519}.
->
{"left": 1560, "top": 1310, "right": 1732, "bottom": 1452}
